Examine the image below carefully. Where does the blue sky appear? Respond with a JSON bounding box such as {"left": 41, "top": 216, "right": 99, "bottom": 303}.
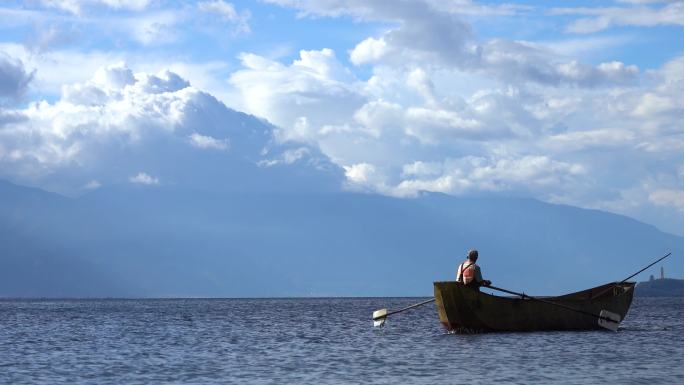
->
{"left": 1, "top": 0, "right": 684, "bottom": 235}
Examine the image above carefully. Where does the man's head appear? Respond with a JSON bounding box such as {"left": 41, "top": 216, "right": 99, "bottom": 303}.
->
{"left": 467, "top": 249, "right": 479, "bottom": 261}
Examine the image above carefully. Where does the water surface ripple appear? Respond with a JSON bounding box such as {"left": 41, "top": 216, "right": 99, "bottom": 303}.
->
{"left": 1, "top": 297, "right": 682, "bottom": 384}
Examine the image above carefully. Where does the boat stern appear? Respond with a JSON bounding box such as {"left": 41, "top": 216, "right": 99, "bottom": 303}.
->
{"left": 433, "top": 281, "right": 452, "bottom": 331}
{"left": 433, "top": 281, "right": 487, "bottom": 333}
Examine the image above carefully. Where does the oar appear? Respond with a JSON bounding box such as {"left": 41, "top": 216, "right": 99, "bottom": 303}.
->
{"left": 486, "top": 285, "right": 622, "bottom": 331}
{"left": 372, "top": 298, "right": 435, "bottom": 327}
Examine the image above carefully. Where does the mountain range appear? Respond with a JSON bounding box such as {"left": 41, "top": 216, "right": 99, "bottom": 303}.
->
{"left": 2, "top": 178, "right": 682, "bottom": 298}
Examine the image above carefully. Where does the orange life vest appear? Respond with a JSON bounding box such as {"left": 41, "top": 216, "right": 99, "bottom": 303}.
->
{"left": 460, "top": 262, "right": 476, "bottom": 285}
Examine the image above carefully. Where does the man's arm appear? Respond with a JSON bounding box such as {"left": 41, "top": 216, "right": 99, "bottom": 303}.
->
{"left": 475, "top": 265, "right": 483, "bottom": 282}
{"left": 475, "top": 266, "right": 491, "bottom": 286}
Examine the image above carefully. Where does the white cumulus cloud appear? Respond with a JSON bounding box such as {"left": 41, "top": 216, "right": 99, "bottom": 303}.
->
{"left": 553, "top": 2, "right": 684, "bottom": 33}
{"left": 0, "top": 62, "right": 296, "bottom": 194}
{"left": 649, "top": 189, "right": 684, "bottom": 213}
{"left": 198, "top": 0, "right": 251, "bottom": 34}
{"left": 129, "top": 172, "right": 159, "bottom": 185}
{"left": 230, "top": 49, "right": 365, "bottom": 144}
{"left": 0, "top": 53, "right": 35, "bottom": 101}
{"left": 188, "top": 133, "right": 229, "bottom": 150}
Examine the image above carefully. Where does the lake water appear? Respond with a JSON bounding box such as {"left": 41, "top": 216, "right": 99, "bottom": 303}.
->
{"left": 1, "top": 297, "right": 683, "bottom": 384}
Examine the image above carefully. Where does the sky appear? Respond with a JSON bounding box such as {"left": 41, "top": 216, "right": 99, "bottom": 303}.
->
{"left": 1, "top": 0, "right": 684, "bottom": 235}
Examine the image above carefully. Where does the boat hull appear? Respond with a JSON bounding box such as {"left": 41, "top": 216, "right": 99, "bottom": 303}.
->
{"left": 433, "top": 281, "right": 635, "bottom": 333}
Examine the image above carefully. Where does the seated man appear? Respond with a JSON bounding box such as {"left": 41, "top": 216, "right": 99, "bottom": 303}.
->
{"left": 456, "top": 249, "right": 492, "bottom": 290}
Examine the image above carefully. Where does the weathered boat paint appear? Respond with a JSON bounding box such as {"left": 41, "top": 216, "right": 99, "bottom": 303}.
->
{"left": 433, "top": 281, "right": 635, "bottom": 333}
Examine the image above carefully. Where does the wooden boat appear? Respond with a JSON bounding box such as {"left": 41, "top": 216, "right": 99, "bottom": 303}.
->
{"left": 433, "top": 281, "right": 635, "bottom": 333}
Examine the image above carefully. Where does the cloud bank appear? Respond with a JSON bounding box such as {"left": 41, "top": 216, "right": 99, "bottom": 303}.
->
{"left": 0, "top": 61, "right": 334, "bottom": 194}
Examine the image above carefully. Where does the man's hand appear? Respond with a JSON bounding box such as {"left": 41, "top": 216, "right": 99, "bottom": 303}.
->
{"left": 483, "top": 280, "right": 492, "bottom": 287}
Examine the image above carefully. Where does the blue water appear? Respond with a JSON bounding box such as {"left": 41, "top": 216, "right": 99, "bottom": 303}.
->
{"left": 1, "top": 297, "right": 683, "bottom": 384}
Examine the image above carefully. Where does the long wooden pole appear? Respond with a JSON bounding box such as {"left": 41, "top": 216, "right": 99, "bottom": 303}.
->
{"left": 486, "top": 285, "right": 619, "bottom": 324}
{"left": 372, "top": 298, "right": 435, "bottom": 321}
{"left": 383, "top": 298, "right": 435, "bottom": 318}
{"left": 618, "top": 252, "right": 671, "bottom": 284}
{"left": 590, "top": 251, "right": 672, "bottom": 299}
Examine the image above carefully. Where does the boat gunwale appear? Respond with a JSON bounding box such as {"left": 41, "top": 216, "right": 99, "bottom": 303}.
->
{"left": 434, "top": 280, "right": 636, "bottom": 302}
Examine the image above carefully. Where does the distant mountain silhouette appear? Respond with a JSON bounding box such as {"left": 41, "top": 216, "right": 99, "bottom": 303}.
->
{"left": 1, "top": 179, "right": 682, "bottom": 297}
